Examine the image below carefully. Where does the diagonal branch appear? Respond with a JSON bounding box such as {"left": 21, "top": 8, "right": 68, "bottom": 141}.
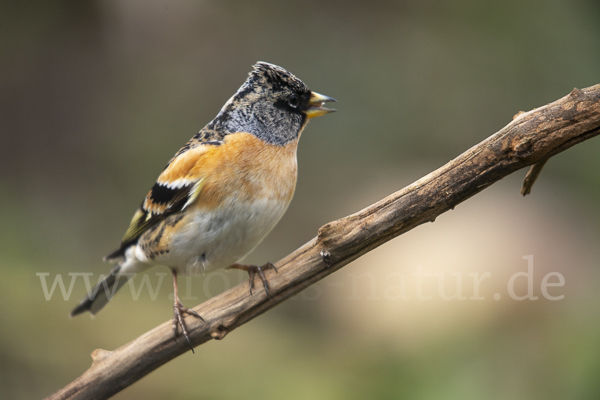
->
{"left": 47, "top": 84, "right": 600, "bottom": 400}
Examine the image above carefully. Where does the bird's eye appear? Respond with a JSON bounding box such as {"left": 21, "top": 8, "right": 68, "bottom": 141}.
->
{"left": 288, "top": 95, "right": 299, "bottom": 108}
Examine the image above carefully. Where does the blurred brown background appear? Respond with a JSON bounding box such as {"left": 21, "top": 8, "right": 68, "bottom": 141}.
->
{"left": 2, "top": 1, "right": 600, "bottom": 399}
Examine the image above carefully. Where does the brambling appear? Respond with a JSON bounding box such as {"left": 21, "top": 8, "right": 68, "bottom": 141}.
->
{"left": 70, "top": 62, "right": 336, "bottom": 350}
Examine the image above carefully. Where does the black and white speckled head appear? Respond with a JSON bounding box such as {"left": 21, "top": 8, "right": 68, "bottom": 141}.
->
{"left": 208, "top": 62, "right": 334, "bottom": 146}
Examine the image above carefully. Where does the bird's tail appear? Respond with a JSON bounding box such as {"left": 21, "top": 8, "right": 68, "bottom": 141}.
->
{"left": 70, "top": 264, "right": 131, "bottom": 317}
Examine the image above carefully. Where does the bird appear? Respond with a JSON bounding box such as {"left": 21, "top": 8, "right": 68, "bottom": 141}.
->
{"left": 70, "top": 62, "right": 336, "bottom": 351}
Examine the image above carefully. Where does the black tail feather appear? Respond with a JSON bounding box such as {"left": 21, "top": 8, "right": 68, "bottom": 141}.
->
{"left": 70, "top": 265, "right": 130, "bottom": 317}
{"left": 103, "top": 246, "right": 126, "bottom": 262}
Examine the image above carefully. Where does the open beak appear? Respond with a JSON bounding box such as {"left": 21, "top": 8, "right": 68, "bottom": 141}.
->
{"left": 305, "top": 91, "right": 337, "bottom": 119}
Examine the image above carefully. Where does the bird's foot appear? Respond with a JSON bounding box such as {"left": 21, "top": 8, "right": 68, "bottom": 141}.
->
{"left": 228, "top": 262, "right": 278, "bottom": 297}
{"left": 172, "top": 300, "right": 204, "bottom": 353}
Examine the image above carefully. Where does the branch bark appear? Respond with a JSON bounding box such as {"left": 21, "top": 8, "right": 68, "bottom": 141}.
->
{"left": 48, "top": 84, "right": 600, "bottom": 400}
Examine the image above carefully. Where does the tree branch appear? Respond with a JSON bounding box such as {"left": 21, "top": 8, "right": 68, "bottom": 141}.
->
{"left": 521, "top": 158, "right": 549, "bottom": 195}
{"left": 47, "top": 85, "right": 600, "bottom": 400}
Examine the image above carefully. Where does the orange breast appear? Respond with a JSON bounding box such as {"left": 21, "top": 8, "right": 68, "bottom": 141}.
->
{"left": 190, "top": 132, "right": 298, "bottom": 210}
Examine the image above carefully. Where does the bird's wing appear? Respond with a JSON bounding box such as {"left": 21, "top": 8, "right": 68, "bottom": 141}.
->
{"left": 104, "top": 137, "right": 223, "bottom": 260}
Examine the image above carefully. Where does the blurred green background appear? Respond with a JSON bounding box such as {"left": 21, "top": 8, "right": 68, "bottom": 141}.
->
{"left": 2, "top": 0, "right": 600, "bottom": 399}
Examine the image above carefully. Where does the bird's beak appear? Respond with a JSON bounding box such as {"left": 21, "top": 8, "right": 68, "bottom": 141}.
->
{"left": 305, "top": 91, "right": 337, "bottom": 119}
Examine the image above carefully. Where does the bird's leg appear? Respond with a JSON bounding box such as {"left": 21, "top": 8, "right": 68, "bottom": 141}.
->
{"left": 171, "top": 269, "right": 203, "bottom": 353}
{"left": 228, "top": 262, "right": 278, "bottom": 297}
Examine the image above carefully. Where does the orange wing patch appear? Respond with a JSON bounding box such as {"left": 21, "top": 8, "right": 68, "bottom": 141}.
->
{"left": 157, "top": 145, "right": 211, "bottom": 186}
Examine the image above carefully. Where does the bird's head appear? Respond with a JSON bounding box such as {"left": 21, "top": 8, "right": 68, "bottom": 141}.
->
{"left": 209, "top": 62, "right": 336, "bottom": 145}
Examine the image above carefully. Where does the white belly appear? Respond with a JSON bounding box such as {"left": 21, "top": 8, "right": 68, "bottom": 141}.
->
{"left": 137, "top": 197, "right": 290, "bottom": 274}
